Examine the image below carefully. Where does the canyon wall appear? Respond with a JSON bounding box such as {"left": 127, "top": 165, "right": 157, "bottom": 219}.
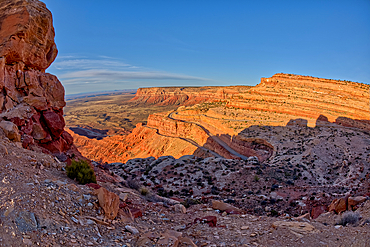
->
{"left": 0, "top": 0, "right": 77, "bottom": 161}
{"left": 132, "top": 73, "right": 369, "bottom": 126}
{"left": 131, "top": 86, "right": 248, "bottom": 106}
{"left": 71, "top": 73, "right": 369, "bottom": 163}
{"left": 69, "top": 123, "right": 199, "bottom": 163}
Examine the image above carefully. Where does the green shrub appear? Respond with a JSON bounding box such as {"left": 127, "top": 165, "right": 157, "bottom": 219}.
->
{"left": 66, "top": 160, "right": 96, "bottom": 185}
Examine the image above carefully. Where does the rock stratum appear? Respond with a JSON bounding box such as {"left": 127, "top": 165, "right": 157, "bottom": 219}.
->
{"left": 72, "top": 73, "right": 369, "bottom": 164}
{"left": 133, "top": 73, "right": 369, "bottom": 126}
{"left": 0, "top": 0, "right": 77, "bottom": 161}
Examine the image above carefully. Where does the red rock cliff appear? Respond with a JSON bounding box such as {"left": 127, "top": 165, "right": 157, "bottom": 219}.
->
{"left": 0, "top": 0, "right": 75, "bottom": 161}
{"left": 132, "top": 74, "right": 369, "bottom": 124}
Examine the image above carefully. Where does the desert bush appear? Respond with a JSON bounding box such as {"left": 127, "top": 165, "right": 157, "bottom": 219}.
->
{"left": 66, "top": 160, "right": 96, "bottom": 185}
{"left": 181, "top": 198, "right": 201, "bottom": 208}
{"left": 127, "top": 179, "right": 140, "bottom": 190}
{"left": 139, "top": 187, "right": 149, "bottom": 196}
{"left": 337, "top": 211, "right": 361, "bottom": 226}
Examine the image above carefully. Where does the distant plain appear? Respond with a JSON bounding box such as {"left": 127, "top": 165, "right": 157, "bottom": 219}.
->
{"left": 64, "top": 92, "right": 177, "bottom": 134}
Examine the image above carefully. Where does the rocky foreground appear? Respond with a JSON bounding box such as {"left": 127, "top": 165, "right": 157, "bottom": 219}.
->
{"left": 1, "top": 125, "right": 370, "bottom": 247}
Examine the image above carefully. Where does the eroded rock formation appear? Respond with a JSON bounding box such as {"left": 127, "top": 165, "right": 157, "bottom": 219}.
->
{"left": 132, "top": 73, "right": 369, "bottom": 126}
{"left": 68, "top": 123, "right": 200, "bottom": 164}
{"left": 0, "top": 0, "right": 75, "bottom": 160}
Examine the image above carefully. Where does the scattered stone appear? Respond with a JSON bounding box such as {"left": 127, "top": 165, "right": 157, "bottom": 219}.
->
{"left": 119, "top": 192, "right": 128, "bottom": 201}
{"left": 328, "top": 197, "right": 348, "bottom": 214}
{"left": 0, "top": 121, "right": 21, "bottom": 142}
{"left": 193, "top": 216, "right": 218, "bottom": 227}
{"left": 212, "top": 200, "right": 242, "bottom": 214}
{"left": 23, "top": 239, "right": 33, "bottom": 245}
{"left": 310, "top": 206, "right": 326, "bottom": 219}
{"left": 348, "top": 196, "right": 366, "bottom": 210}
{"left": 15, "top": 211, "right": 38, "bottom": 233}
{"left": 157, "top": 230, "right": 182, "bottom": 245}
{"left": 0, "top": 143, "right": 8, "bottom": 155}
{"left": 125, "top": 225, "right": 139, "bottom": 235}
{"left": 272, "top": 221, "right": 318, "bottom": 238}
{"left": 95, "top": 187, "right": 120, "bottom": 219}
{"left": 294, "top": 213, "right": 311, "bottom": 222}
{"left": 173, "top": 204, "right": 187, "bottom": 214}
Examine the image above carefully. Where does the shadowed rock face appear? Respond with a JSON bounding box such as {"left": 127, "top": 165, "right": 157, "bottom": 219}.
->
{"left": 0, "top": 0, "right": 77, "bottom": 159}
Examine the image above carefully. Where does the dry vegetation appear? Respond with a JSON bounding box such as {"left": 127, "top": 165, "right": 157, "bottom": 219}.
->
{"left": 64, "top": 92, "right": 178, "bottom": 134}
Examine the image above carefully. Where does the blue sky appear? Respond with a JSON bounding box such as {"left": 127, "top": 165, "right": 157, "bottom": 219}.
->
{"left": 43, "top": 0, "right": 370, "bottom": 95}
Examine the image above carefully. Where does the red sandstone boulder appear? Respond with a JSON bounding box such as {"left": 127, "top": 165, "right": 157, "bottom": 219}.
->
{"left": 128, "top": 207, "right": 143, "bottom": 218}
{"left": 310, "top": 205, "right": 327, "bottom": 219}
{"left": 348, "top": 196, "right": 366, "bottom": 210}
{"left": 0, "top": 120, "right": 21, "bottom": 142}
{"left": 22, "top": 134, "right": 34, "bottom": 148}
{"left": 0, "top": 0, "right": 58, "bottom": 70}
{"left": 95, "top": 187, "right": 120, "bottom": 220}
{"left": 328, "top": 196, "right": 348, "bottom": 214}
{"left": 0, "top": 0, "right": 74, "bottom": 157}
{"left": 42, "top": 111, "right": 65, "bottom": 138}
{"left": 39, "top": 73, "right": 66, "bottom": 109}
{"left": 61, "top": 131, "right": 74, "bottom": 145}
{"left": 40, "top": 136, "right": 69, "bottom": 154}
{"left": 212, "top": 200, "right": 242, "bottom": 214}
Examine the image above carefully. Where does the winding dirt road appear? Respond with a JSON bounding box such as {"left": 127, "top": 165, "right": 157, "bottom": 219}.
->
{"left": 168, "top": 112, "right": 249, "bottom": 160}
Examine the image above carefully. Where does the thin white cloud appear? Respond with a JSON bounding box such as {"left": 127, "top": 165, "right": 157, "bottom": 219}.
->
{"left": 53, "top": 59, "right": 132, "bottom": 70}
{"left": 50, "top": 55, "right": 210, "bottom": 94}
{"left": 60, "top": 69, "right": 208, "bottom": 81}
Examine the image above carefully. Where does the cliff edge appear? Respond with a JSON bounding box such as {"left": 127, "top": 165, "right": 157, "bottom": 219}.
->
{"left": 0, "top": 0, "right": 77, "bottom": 161}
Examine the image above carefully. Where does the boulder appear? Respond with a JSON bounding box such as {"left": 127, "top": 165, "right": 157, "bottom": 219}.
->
{"left": 95, "top": 187, "right": 120, "bottom": 220}
{"left": 0, "top": 0, "right": 58, "bottom": 70}
{"left": 272, "top": 221, "right": 318, "bottom": 238}
{"left": 42, "top": 111, "right": 65, "bottom": 138}
{"left": 193, "top": 216, "right": 218, "bottom": 227}
{"left": 212, "top": 200, "right": 242, "bottom": 214}
{"left": 0, "top": 0, "right": 76, "bottom": 159}
{"left": 173, "top": 204, "right": 186, "bottom": 214}
{"left": 0, "top": 143, "right": 8, "bottom": 156}
{"left": 61, "top": 131, "right": 74, "bottom": 145}
{"left": 157, "top": 230, "right": 182, "bottom": 246}
{"left": 39, "top": 136, "right": 68, "bottom": 154}
{"left": 39, "top": 73, "right": 66, "bottom": 109}
{"left": 22, "top": 134, "right": 34, "bottom": 148}
{"left": 286, "top": 118, "right": 308, "bottom": 127}
{"left": 348, "top": 196, "right": 366, "bottom": 210}
{"left": 128, "top": 207, "right": 143, "bottom": 218}
{"left": 315, "top": 114, "right": 336, "bottom": 127}
{"left": 328, "top": 196, "right": 348, "bottom": 214}
{"left": 0, "top": 121, "right": 21, "bottom": 141}
{"left": 310, "top": 205, "right": 327, "bottom": 219}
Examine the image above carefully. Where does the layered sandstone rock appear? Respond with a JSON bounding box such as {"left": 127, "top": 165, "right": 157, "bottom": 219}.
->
{"left": 132, "top": 73, "right": 369, "bottom": 127}
{"left": 68, "top": 123, "right": 200, "bottom": 164}
{"left": 0, "top": 0, "right": 75, "bottom": 159}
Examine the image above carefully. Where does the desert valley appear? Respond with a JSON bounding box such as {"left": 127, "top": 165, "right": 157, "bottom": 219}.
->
{"left": 0, "top": 0, "right": 370, "bottom": 247}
